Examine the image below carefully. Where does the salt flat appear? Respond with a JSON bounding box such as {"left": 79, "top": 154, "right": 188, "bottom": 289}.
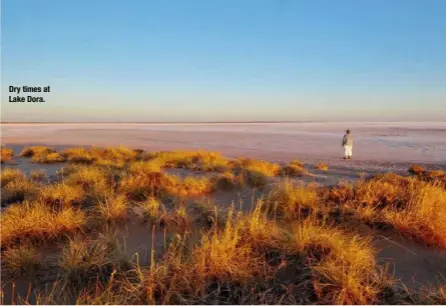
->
{"left": 2, "top": 122, "right": 445, "bottom": 169}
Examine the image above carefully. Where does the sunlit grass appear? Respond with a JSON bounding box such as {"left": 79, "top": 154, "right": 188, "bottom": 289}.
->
{"left": 1, "top": 200, "right": 87, "bottom": 246}
{"left": 1, "top": 147, "right": 14, "bottom": 164}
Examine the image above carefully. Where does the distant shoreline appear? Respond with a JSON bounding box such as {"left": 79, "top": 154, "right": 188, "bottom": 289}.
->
{"left": 1, "top": 121, "right": 444, "bottom": 124}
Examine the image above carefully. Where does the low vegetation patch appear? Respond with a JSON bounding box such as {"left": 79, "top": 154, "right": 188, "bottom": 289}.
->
{"left": 1, "top": 147, "right": 14, "bottom": 164}
{"left": 2, "top": 146, "right": 445, "bottom": 304}
{"left": 1, "top": 201, "right": 87, "bottom": 246}
{"left": 20, "top": 146, "right": 55, "bottom": 158}
{"left": 316, "top": 162, "right": 329, "bottom": 171}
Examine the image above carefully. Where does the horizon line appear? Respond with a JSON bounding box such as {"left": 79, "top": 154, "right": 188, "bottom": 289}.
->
{"left": 1, "top": 120, "right": 445, "bottom": 124}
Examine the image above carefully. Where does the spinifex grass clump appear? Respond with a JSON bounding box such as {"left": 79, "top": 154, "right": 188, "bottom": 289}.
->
{"left": 316, "top": 162, "right": 329, "bottom": 171}
{"left": 2, "top": 176, "right": 38, "bottom": 204}
{"left": 239, "top": 158, "right": 281, "bottom": 176}
{"left": 1, "top": 147, "right": 14, "bottom": 164}
{"left": 65, "top": 165, "right": 112, "bottom": 196}
{"left": 3, "top": 244, "right": 43, "bottom": 276}
{"left": 97, "top": 193, "right": 128, "bottom": 220}
{"left": 152, "top": 150, "right": 232, "bottom": 172}
{"left": 59, "top": 234, "right": 131, "bottom": 287}
{"left": 20, "top": 146, "right": 55, "bottom": 157}
{"left": 279, "top": 159, "right": 310, "bottom": 177}
{"left": 32, "top": 152, "right": 66, "bottom": 164}
{"left": 142, "top": 203, "right": 391, "bottom": 305}
{"left": 211, "top": 171, "right": 242, "bottom": 190}
{"left": 266, "top": 181, "right": 319, "bottom": 219}
{"left": 328, "top": 173, "right": 446, "bottom": 248}
{"left": 39, "top": 183, "right": 86, "bottom": 208}
{"left": 1, "top": 168, "right": 26, "bottom": 187}
{"left": 1, "top": 201, "right": 86, "bottom": 246}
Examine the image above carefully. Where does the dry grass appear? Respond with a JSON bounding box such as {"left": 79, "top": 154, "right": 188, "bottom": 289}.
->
{"left": 1, "top": 168, "right": 26, "bottom": 187}
{"left": 408, "top": 164, "right": 425, "bottom": 175}
{"left": 240, "top": 169, "right": 269, "bottom": 187}
{"left": 30, "top": 169, "right": 47, "bottom": 181}
{"left": 32, "top": 152, "right": 66, "bottom": 164}
{"left": 1, "top": 147, "right": 14, "bottom": 164}
{"left": 3, "top": 244, "right": 43, "bottom": 276}
{"left": 266, "top": 181, "right": 319, "bottom": 219}
{"left": 142, "top": 204, "right": 391, "bottom": 304}
{"left": 97, "top": 193, "right": 128, "bottom": 220}
{"left": 1, "top": 201, "right": 87, "bottom": 246}
{"left": 153, "top": 150, "right": 232, "bottom": 172}
{"left": 20, "top": 146, "right": 55, "bottom": 157}
{"left": 316, "top": 162, "right": 329, "bottom": 171}
{"left": 211, "top": 171, "right": 242, "bottom": 190}
{"left": 2, "top": 146, "right": 445, "bottom": 304}
{"left": 165, "top": 175, "right": 214, "bottom": 197}
{"left": 137, "top": 197, "right": 163, "bottom": 222}
{"left": 2, "top": 177, "right": 38, "bottom": 204}
{"left": 39, "top": 183, "right": 86, "bottom": 208}
{"left": 65, "top": 165, "right": 111, "bottom": 196}
{"left": 328, "top": 173, "right": 446, "bottom": 248}
{"left": 239, "top": 158, "right": 281, "bottom": 176}
{"left": 59, "top": 234, "right": 130, "bottom": 286}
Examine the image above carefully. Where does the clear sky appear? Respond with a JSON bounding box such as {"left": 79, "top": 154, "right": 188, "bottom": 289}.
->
{"left": 1, "top": 0, "right": 445, "bottom": 122}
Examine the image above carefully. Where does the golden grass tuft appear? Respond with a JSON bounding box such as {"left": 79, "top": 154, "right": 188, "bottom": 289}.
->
{"left": 3, "top": 244, "right": 43, "bottom": 276}
{"left": 32, "top": 152, "right": 66, "bottom": 164}
{"left": 39, "top": 183, "right": 86, "bottom": 208}
{"left": 58, "top": 234, "right": 129, "bottom": 284}
{"left": 20, "top": 146, "right": 55, "bottom": 157}
{"left": 211, "top": 171, "right": 241, "bottom": 190}
{"left": 330, "top": 174, "right": 446, "bottom": 248}
{"left": 137, "top": 197, "right": 163, "bottom": 222}
{"left": 97, "top": 193, "right": 128, "bottom": 220}
{"left": 239, "top": 158, "right": 281, "bottom": 176}
{"left": 267, "top": 181, "right": 319, "bottom": 219}
{"left": 1, "top": 168, "right": 26, "bottom": 187}
{"left": 30, "top": 169, "right": 47, "bottom": 181}
{"left": 241, "top": 169, "right": 269, "bottom": 188}
{"left": 153, "top": 150, "right": 231, "bottom": 172}
{"left": 316, "top": 162, "right": 329, "bottom": 171}
{"left": 65, "top": 165, "right": 111, "bottom": 196}
{"left": 1, "top": 147, "right": 14, "bottom": 164}
{"left": 408, "top": 164, "right": 425, "bottom": 175}
{"left": 2, "top": 177, "right": 38, "bottom": 204}
{"left": 1, "top": 201, "right": 87, "bottom": 246}
{"left": 166, "top": 175, "right": 214, "bottom": 197}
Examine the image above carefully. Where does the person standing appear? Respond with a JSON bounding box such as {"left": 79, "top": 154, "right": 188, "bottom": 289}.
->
{"left": 342, "top": 129, "right": 353, "bottom": 159}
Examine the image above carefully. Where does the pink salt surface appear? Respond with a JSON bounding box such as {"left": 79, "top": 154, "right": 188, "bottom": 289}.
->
{"left": 2, "top": 122, "right": 446, "bottom": 173}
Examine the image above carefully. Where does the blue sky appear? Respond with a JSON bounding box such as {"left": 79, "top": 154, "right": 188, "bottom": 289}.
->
{"left": 2, "top": 0, "right": 445, "bottom": 122}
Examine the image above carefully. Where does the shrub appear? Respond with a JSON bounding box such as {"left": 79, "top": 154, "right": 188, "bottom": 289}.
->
{"left": 279, "top": 164, "right": 309, "bottom": 176}
{"left": 20, "top": 146, "right": 55, "bottom": 157}
{"left": 240, "top": 169, "right": 268, "bottom": 188}
{"left": 97, "top": 193, "right": 128, "bottom": 220}
{"left": 30, "top": 169, "right": 46, "bottom": 181}
{"left": 39, "top": 183, "right": 86, "bottom": 208}
{"left": 239, "top": 158, "right": 281, "bottom": 176}
{"left": 32, "top": 152, "right": 66, "bottom": 163}
{"left": 1, "top": 201, "right": 86, "bottom": 246}
{"left": 1, "top": 147, "right": 14, "bottom": 163}
{"left": 1, "top": 168, "right": 26, "bottom": 187}
{"left": 408, "top": 164, "right": 425, "bottom": 175}
{"left": 266, "top": 181, "right": 319, "bottom": 219}
{"left": 316, "top": 162, "right": 329, "bottom": 171}
{"left": 2, "top": 178, "right": 38, "bottom": 204}
{"left": 3, "top": 244, "right": 43, "bottom": 276}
